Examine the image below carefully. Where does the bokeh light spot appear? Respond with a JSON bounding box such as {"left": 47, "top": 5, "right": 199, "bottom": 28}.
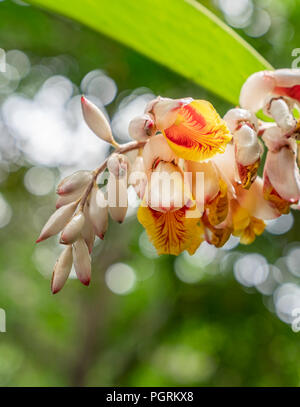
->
{"left": 234, "top": 253, "right": 268, "bottom": 287}
{"left": 286, "top": 247, "right": 300, "bottom": 278}
{"left": 24, "top": 166, "right": 55, "bottom": 196}
{"left": 266, "top": 212, "right": 294, "bottom": 235}
{"left": 139, "top": 230, "right": 158, "bottom": 259}
{"left": 0, "top": 193, "right": 12, "bottom": 228}
{"left": 274, "top": 283, "right": 300, "bottom": 324}
{"left": 105, "top": 263, "right": 136, "bottom": 295}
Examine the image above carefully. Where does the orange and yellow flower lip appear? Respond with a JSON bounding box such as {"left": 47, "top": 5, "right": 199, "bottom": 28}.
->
{"left": 137, "top": 204, "right": 203, "bottom": 256}
{"left": 231, "top": 202, "right": 265, "bottom": 246}
{"left": 162, "top": 100, "right": 232, "bottom": 162}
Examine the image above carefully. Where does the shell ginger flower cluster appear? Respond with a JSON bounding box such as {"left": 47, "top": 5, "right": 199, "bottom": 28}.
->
{"left": 36, "top": 69, "right": 300, "bottom": 294}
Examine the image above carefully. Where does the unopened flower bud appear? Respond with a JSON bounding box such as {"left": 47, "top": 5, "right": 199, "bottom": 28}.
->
{"left": 81, "top": 96, "right": 118, "bottom": 147}
{"left": 128, "top": 114, "right": 155, "bottom": 141}
{"left": 107, "top": 174, "right": 128, "bottom": 223}
{"left": 56, "top": 188, "right": 84, "bottom": 209}
{"left": 107, "top": 153, "right": 129, "bottom": 179}
{"left": 51, "top": 245, "right": 73, "bottom": 294}
{"left": 81, "top": 209, "right": 95, "bottom": 253}
{"left": 73, "top": 238, "right": 91, "bottom": 286}
{"left": 36, "top": 201, "right": 77, "bottom": 243}
{"left": 60, "top": 212, "right": 85, "bottom": 244}
{"left": 89, "top": 186, "right": 108, "bottom": 239}
{"left": 57, "top": 170, "right": 92, "bottom": 195}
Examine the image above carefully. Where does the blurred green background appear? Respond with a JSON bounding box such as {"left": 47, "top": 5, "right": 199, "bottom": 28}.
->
{"left": 0, "top": 0, "right": 300, "bottom": 386}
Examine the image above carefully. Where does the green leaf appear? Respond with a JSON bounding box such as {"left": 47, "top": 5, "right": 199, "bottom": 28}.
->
{"left": 26, "top": 0, "right": 273, "bottom": 104}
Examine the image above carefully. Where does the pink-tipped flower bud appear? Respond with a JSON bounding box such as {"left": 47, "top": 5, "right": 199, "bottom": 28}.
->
{"left": 81, "top": 96, "right": 118, "bottom": 147}
{"left": 51, "top": 245, "right": 73, "bottom": 294}
{"left": 128, "top": 114, "right": 155, "bottom": 141}
{"left": 89, "top": 186, "right": 108, "bottom": 239}
{"left": 81, "top": 209, "right": 95, "bottom": 253}
{"left": 60, "top": 212, "right": 85, "bottom": 244}
{"left": 107, "top": 153, "right": 129, "bottom": 179}
{"left": 56, "top": 188, "right": 85, "bottom": 209}
{"left": 36, "top": 201, "right": 78, "bottom": 243}
{"left": 57, "top": 170, "right": 92, "bottom": 195}
{"left": 73, "top": 238, "right": 91, "bottom": 286}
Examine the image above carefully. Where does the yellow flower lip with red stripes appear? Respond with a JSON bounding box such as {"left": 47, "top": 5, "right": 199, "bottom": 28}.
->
{"left": 148, "top": 98, "right": 232, "bottom": 162}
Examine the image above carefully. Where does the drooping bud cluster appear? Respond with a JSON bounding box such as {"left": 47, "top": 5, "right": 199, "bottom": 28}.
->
{"left": 36, "top": 69, "right": 300, "bottom": 293}
{"left": 37, "top": 98, "right": 135, "bottom": 293}
{"left": 37, "top": 170, "right": 92, "bottom": 292}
